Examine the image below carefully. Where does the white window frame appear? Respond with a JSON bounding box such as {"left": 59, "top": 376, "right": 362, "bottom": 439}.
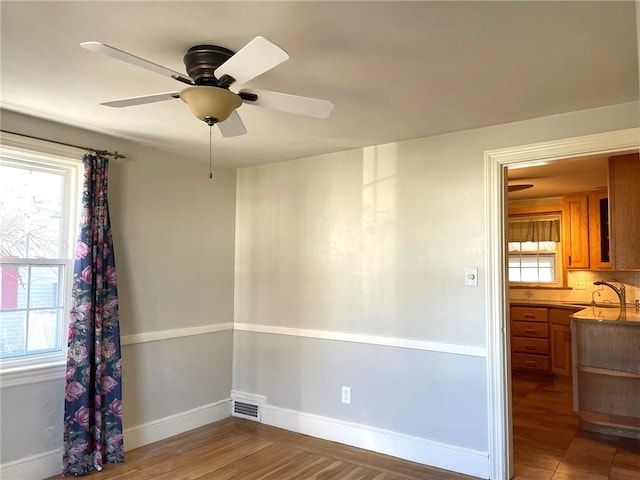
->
{"left": 507, "top": 214, "right": 564, "bottom": 288}
{"left": 0, "top": 132, "right": 82, "bottom": 387}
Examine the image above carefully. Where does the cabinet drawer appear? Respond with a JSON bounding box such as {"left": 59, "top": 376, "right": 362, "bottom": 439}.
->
{"left": 511, "top": 306, "right": 548, "bottom": 322}
{"left": 549, "top": 308, "right": 578, "bottom": 327}
{"left": 512, "top": 337, "right": 549, "bottom": 354}
{"left": 511, "top": 321, "right": 549, "bottom": 338}
{"left": 512, "top": 353, "right": 550, "bottom": 372}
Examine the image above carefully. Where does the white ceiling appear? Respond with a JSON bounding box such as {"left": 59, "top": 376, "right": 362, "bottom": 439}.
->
{"left": 1, "top": 1, "right": 638, "bottom": 168}
{"left": 507, "top": 155, "right": 610, "bottom": 200}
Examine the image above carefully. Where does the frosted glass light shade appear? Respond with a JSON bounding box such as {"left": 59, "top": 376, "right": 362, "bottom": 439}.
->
{"left": 180, "top": 86, "right": 242, "bottom": 123}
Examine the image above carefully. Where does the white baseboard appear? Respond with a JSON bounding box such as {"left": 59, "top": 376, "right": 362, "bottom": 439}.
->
{"left": 0, "top": 398, "right": 488, "bottom": 479}
{"left": 0, "top": 448, "right": 62, "bottom": 480}
{"left": 261, "top": 403, "right": 489, "bottom": 479}
{"left": 0, "top": 399, "right": 232, "bottom": 480}
{"left": 124, "top": 398, "right": 232, "bottom": 450}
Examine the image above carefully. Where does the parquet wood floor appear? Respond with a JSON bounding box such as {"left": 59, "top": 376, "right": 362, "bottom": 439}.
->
{"left": 45, "top": 373, "right": 640, "bottom": 479}
{"left": 47, "top": 417, "right": 477, "bottom": 479}
{"left": 512, "top": 370, "right": 640, "bottom": 480}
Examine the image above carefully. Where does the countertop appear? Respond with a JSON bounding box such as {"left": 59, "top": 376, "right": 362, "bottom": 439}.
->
{"left": 572, "top": 306, "right": 640, "bottom": 323}
{"left": 510, "top": 300, "right": 586, "bottom": 310}
{"left": 510, "top": 300, "right": 640, "bottom": 322}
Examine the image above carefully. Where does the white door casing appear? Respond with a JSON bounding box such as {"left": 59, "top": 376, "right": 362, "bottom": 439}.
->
{"left": 484, "top": 128, "right": 640, "bottom": 480}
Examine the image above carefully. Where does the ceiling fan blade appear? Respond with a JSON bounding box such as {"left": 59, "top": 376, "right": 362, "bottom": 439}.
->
{"left": 239, "top": 89, "right": 334, "bottom": 119}
{"left": 214, "top": 36, "right": 289, "bottom": 88}
{"left": 101, "top": 92, "right": 180, "bottom": 108}
{"left": 81, "top": 41, "right": 193, "bottom": 84}
{"left": 508, "top": 184, "right": 534, "bottom": 192}
{"left": 217, "top": 110, "right": 247, "bottom": 138}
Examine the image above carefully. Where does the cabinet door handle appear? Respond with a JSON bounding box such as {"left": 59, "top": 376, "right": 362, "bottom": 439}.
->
{"left": 524, "top": 361, "right": 537, "bottom": 367}
{"left": 524, "top": 314, "right": 536, "bottom": 319}
{"left": 524, "top": 328, "right": 536, "bottom": 334}
{"left": 525, "top": 345, "right": 537, "bottom": 351}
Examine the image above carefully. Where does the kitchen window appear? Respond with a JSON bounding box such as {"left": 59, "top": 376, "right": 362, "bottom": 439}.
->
{"left": 508, "top": 214, "right": 563, "bottom": 286}
{"left": 0, "top": 133, "right": 81, "bottom": 383}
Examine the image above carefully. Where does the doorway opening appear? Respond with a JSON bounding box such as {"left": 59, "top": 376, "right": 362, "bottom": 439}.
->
{"left": 484, "top": 128, "right": 640, "bottom": 479}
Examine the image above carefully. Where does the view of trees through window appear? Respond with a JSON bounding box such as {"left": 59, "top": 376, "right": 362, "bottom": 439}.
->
{"left": 0, "top": 163, "right": 68, "bottom": 359}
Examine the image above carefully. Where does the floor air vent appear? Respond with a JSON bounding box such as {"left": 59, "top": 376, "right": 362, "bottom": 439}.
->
{"left": 231, "top": 391, "right": 265, "bottom": 422}
{"left": 233, "top": 401, "right": 260, "bottom": 420}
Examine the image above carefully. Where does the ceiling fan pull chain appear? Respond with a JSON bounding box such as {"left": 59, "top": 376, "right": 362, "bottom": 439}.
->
{"left": 209, "top": 124, "right": 213, "bottom": 179}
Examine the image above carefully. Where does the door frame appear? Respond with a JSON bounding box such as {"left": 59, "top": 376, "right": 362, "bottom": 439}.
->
{"left": 484, "top": 127, "right": 640, "bottom": 479}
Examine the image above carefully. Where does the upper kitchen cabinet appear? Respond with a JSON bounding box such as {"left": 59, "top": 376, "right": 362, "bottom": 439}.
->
{"left": 562, "top": 194, "right": 590, "bottom": 269}
{"left": 588, "top": 189, "right": 611, "bottom": 270}
{"left": 562, "top": 188, "right": 612, "bottom": 271}
{"left": 609, "top": 153, "right": 640, "bottom": 271}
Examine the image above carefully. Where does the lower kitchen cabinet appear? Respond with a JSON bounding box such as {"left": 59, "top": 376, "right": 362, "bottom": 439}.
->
{"left": 550, "top": 322, "right": 572, "bottom": 376}
{"left": 511, "top": 305, "right": 580, "bottom": 375}
{"left": 549, "top": 307, "right": 580, "bottom": 377}
{"left": 511, "top": 306, "right": 550, "bottom": 372}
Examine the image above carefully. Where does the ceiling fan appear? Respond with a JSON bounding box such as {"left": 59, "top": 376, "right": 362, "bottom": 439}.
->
{"left": 508, "top": 184, "right": 534, "bottom": 192}
{"left": 81, "top": 36, "right": 334, "bottom": 137}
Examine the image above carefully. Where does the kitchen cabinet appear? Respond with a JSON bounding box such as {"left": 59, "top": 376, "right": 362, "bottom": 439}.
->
{"left": 549, "top": 308, "right": 578, "bottom": 377}
{"left": 573, "top": 313, "right": 640, "bottom": 438}
{"left": 588, "top": 189, "right": 611, "bottom": 270}
{"left": 609, "top": 153, "right": 640, "bottom": 270}
{"left": 562, "top": 189, "right": 613, "bottom": 272}
{"left": 511, "top": 305, "right": 580, "bottom": 375}
{"left": 511, "top": 306, "right": 550, "bottom": 372}
{"left": 562, "top": 194, "right": 590, "bottom": 269}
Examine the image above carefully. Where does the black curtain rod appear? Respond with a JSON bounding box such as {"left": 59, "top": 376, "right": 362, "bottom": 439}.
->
{"left": 0, "top": 129, "right": 126, "bottom": 159}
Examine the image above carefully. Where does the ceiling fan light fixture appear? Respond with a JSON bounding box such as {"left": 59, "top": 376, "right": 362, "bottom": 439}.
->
{"left": 180, "top": 86, "right": 242, "bottom": 124}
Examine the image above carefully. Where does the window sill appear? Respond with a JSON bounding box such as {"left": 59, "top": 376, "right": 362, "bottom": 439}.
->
{"left": 0, "top": 359, "right": 66, "bottom": 388}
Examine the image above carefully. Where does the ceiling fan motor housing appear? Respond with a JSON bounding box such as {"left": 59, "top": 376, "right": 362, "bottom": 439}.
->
{"left": 184, "top": 45, "right": 235, "bottom": 86}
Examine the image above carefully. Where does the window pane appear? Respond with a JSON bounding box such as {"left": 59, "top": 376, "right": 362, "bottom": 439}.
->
{"left": 520, "top": 256, "right": 539, "bottom": 268}
{"left": 521, "top": 268, "right": 539, "bottom": 282}
{"left": 508, "top": 267, "right": 521, "bottom": 282}
{"left": 538, "top": 254, "right": 556, "bottom": 282}
{"left": 0, "top": 265, "right": 29, "bottom": 309}
{"left": 520, "top": 242, "right": 538, "bottom": 252}
{"left": 0, "top": 309, "right": 26, "bottom": 357}
{"left": 508, "top": 256, "right": 521, "bottom": 268}
{"left": 538, "top": 241, "right": 556, "bottom": 251}
{"left": 27, "top": 308, "right": 62, "bottom": 353}
{"left": 29, "top": 265, "right": 63, "bottom": 309}
{"left": 508, "top": 242, "right": 521, "bottom": 253}
{"left": 0, "top": 165, "right": 64, "bottom": 259}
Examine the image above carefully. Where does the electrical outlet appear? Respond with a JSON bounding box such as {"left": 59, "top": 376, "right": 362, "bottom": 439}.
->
{"left": 341, "top": 386, "right": 351, "bottom": 404}
{"left": 575, "top": 281, "right": 587, "bottom": 290}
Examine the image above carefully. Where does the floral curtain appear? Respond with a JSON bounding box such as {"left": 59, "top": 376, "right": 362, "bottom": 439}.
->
{"left": 63, "top": 152, "right": 124, "bottom": 476}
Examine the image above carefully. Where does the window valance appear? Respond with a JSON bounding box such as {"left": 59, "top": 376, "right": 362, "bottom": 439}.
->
{"left": 508, "top": 218, "right": 561, "bottom": 242}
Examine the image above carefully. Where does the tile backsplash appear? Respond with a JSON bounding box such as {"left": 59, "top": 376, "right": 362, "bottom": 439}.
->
{"left": 509, "top": 271, "right": 640, "bottom": 305}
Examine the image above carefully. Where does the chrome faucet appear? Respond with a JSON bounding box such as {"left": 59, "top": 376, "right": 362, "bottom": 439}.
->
{"left": 593, "top": 280, "right": 626, "bottom": 307}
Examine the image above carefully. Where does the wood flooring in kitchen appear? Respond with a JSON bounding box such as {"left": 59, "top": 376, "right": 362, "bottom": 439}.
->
{"left": 512, "top": 370, "right": 640, "bottom": 480}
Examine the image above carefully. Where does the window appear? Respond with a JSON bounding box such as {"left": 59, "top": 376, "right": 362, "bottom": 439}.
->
{"left": 0, "top": 133, "right": 81, "bottom": 377}
{"left": 508, "top": 214, "right": 563, "bottom": 286}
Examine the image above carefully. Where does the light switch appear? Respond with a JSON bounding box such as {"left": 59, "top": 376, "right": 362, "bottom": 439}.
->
{"left": 465, "top": 267, "right": 478, "bottom": 287}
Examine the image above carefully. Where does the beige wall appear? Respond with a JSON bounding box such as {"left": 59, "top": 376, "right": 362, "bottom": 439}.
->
{"left": 0, "top": 109, "right": 236, "bottom": 467}
{"left": 1, "top": 100, "right": 638, "bottom": 476}
{"left": 233, "top": 101, "right": 640, "bottom": 459}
